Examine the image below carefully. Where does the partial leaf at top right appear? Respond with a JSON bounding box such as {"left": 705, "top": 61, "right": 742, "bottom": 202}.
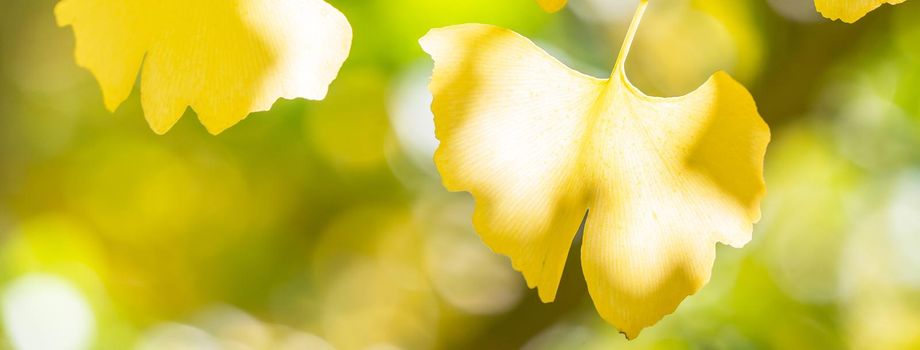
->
{"left": 815, "top": 0, "right": 906, "bottom": 22}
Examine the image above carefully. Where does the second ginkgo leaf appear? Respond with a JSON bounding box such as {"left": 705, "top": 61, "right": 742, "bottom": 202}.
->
{"left": 421, "top": 0, "right": 770, "bottom": 339}
{"left": 815, "top": 0, "right": 906, "bottom": 23}
{"left": 533, "top": 0, "right": 907, "bottom": 26}
{"left": 56, "top": 0, "right": 351, "bottom": 135}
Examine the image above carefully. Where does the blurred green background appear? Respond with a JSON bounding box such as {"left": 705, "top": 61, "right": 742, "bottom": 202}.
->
{"left": 2, "top": 0, "right": 920, "bottom": 349}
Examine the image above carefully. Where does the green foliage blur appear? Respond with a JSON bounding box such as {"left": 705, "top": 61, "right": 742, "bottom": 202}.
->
{"left": 2, "top": 0, "right": 920, "bottom": 348}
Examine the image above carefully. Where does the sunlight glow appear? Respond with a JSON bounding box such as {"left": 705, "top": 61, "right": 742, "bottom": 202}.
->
{"left": 2, "top": 274, "right": 95, "bottom": 350}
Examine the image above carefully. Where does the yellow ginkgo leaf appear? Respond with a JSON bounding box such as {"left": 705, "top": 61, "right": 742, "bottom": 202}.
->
{"left": 56, "top": 0, "right": 352, "bottom": 134}
{"left": 815, "top": 0, "right": 906, "bottom": 23}
{"left": 420, "top": 0, "right": 769, "bottom": 339}
{"left": 536, "top": 0, "right": 567, "bottom": 13}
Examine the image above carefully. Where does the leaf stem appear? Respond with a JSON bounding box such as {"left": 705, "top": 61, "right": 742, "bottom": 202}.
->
{"left": 611, "top": 0, "right": 648, "bottom": 78}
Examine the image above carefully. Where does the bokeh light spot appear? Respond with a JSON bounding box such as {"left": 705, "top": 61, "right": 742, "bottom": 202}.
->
{"left": 2, "top": 274, "right": 95, "bottom": 350}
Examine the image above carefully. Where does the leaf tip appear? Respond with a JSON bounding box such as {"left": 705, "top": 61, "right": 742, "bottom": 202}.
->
{"left": 53, "top": 0, "right": 73, "bottom": 27}
{"left": 418, "top": 28, "right": 444, "bottom": 55}
{"left": 147, "top": 121, "right": 173, "bottom": 136}
{"left": 102, "top": 97, "right": 122, "bottom": 114}
{"left": 536, "top": 0, "right": 567, "bottom": 13}
{"left": 537, "top": 285, "right": 557, "bottom": 303}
